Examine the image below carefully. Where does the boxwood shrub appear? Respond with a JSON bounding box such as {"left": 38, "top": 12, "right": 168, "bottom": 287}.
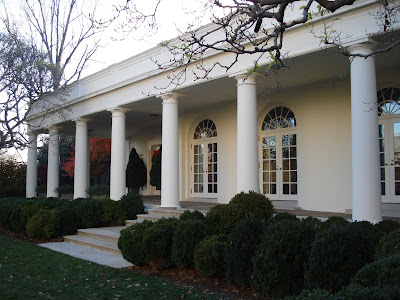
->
{"left": 55, "top": 201, "right": 82, "bottom": 235}
{"left": 225, "top": 218, "right": 264, "bottom": 287}
{"left": 26, "top": 209, "right": 61, "bottom": 239}
{"left": 118, "top": 220, "right": 154, "bottom": 266}
{"left": 337, "top": 284, "right": 400, "bottom": 300}
{"left": 194, "top": 234, "right": 228, "bottom": 277}
{"left": 178, "top": 210, "right": 205, "bottom": 222}
{"left": 120, "top": 193, "right": 145, "bottom": 220}
{"left": 171, "top": 219, "right": 209, "bottom": 268}
{"left": 271, "top": 212, "right": 298, "bottom": 223}
{"left": 350, "top": 254, "right": 400, "bottom": 288}
{"left": 98, "top": 198, "right": 126, "bottom": 226}
{"left": 372, "top": 220, "right": 400, "bottom": 243}
{"left": 375, "top": 229, "right": 400, "bottom": 258}
{"left": 319, "top": 216, "right": 349, "bottom": 232}
{"left": 77, "top": 198, "right": 103, "bottom": 228}
{"left": 143, "top": 217, "right": 179, "bottom": 269}
{"left": 252, "top": 219, "right": 317, "bottom": 298}
{"left": 206, "top": 191, "right": 274, "bottom": 235}
{"left": 305, "top": 223, "right": 375, "bottom": 293}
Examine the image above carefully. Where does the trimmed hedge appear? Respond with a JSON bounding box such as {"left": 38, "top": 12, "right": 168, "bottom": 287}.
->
{"left": 350, "top": 254, "right": 400, "bottom": 288}
{"left": 252, "top": 219, "right": 317, "bottom": 298}
{"left": 0, "top": 196, "right": 128, "bottom": 240}
{"left": 143, "top": 217, "right": 179, "bottom": 269}
{"left": 118, "top": 220, "right": 154, "bottom": 266}
{"left": 206, "top": 192, "right": 274, "bottom": 235}
{"left": 26, "top": 209, "right": 61, "bottom": 239}
{"left": 194, "top": 234, "right": 228, "bottom": 277}
{"left": 171, "top": 219, "right": 209, "bottom": 268}
{"left": 375, "top": 229, "right": 400, "bottom": 258}
{"left": 120, "top": 193, "right": 145, "bottom": 220}
{"left": 178, "top": 210, "right": 205, "bottom": 222}
{"left": 305, "top": 223, "right": 375, "bottom": 293}
{"left": 226, "top": 218, "right": 264, "bottom": 287}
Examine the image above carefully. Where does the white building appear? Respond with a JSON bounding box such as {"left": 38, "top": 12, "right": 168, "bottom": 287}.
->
{"left": 25, "top": 0, "right": 400, "bottom": 222}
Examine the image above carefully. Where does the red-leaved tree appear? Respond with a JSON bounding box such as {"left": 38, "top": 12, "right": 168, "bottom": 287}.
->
{"left": 62, "top": 138, "right": 111, "bottom": 178}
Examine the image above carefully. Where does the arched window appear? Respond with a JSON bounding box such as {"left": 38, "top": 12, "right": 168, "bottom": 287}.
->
{"left": 194, "top": 119, "right": 217, "bottom": 139}
{"left": 262, "top": 106, "right": 296, "bottom": 130}
{"left": 378, "top": 87, "right": 400, "bottom": 116}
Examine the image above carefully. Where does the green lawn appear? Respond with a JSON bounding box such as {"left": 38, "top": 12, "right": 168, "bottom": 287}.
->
{"left": 0, "top": 234, "right": 218, "bottom": 299}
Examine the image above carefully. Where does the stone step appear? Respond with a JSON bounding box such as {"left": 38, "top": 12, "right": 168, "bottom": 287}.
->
{"left": 147, "top": 208, "right": 182, "bottom": 217}
{"left": 137, "top": 213, "right": 169, "bottom": 222}
{"left": 345, "top": 206, "right": 400, "bottom": 218}
{"left": 77, "top": 227, "right": 126, "bottom": 244}
{"left": 125, "top": 219, "right": 143, "bottom": 226}
{"left": 272, "top": 200, "right": 300, "bottom": 211}
{"left": 63, "top": 235, "right": 121, "bottom": 256}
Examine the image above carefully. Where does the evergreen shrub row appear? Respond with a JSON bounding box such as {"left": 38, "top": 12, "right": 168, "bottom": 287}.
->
{"left": 0, "top": 193, "right": 145, "bottom": 239}
{"left": 118, "top": 192, "right": 400, "bottom": 299}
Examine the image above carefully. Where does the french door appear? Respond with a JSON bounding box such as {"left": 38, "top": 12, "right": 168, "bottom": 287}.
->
{"left": 193, "top": 142, "right": 218, "bottom": 197}
{"left": 379, "top": 118, "right": 400, "bottom": 203}
{"left": 260, "top": 132, "right": 298, "bottom": 200}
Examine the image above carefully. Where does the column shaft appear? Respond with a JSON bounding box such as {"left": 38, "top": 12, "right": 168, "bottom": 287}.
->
{"left": 47, "top": 127, "right": 60, "bottom": 198}
{"left": 161, "top": 95, "right": 180, "bottom": 208}
{"left": 26, "top": 131, "right": 37, "bottom": 198}
{"left": 236, "top": 74, "right": 259, "bottom": 193}
{"left": 109, "top": 108, "right": 128, "bottom": 200}
{"left": 349, "top": 43, "right": 382, "bottom": 222}
{"left": 74, "top": 118, "right": 90, "bottom": 199}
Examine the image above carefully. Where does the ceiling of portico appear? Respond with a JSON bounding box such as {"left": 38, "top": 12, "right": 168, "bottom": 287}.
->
{"left": 56, "top": 30, "right": 400, "bottom": 138}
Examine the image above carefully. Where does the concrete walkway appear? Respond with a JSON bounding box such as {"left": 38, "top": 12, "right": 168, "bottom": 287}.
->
{"left": 39, "top": 242, "right": 133, "bottom": 269}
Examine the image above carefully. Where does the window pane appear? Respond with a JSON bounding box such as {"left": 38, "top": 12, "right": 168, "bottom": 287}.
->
{"left": 283, "top": 171, "right": 289, "bottom": 182}
{"left": 214, "top": 143, "right": 217, "bottom": 152}
{"left": 282, "top": 135, "right": 289, "bottom": 146}
{"left": 270, "top": 136, "right": 276, "bottom": 146}
{"left": 194, "top": 145, "right": 198, "bottom": 154}
{"left": 283, "top": 160, "right": 289, "bottom": 170}
{"left": 263, "top": 161, "right": 270, "bottom": 171}
{"left": 214, "top": 153, "right": 217, "bottom": 162}
{"left": 214, "top": 184, "right": 217, "bottom": 193}
{"left": 194, "top": 165, "right": 198, "bottom": 173}
{"left": 271, "top": 172, "right": 276, "bottom": 182}
{"left": 263, "top": 184, "right": 269, "bottom": 194}
{"left": 214, "top": 174, "right": 217, "bottom": 182}
{"left": 199, "top": 184, "right": 203, "bottom": 193}
{"left": 208, "top": 184, "right": 212, "bottom": 193}
{"left": 208, "top": 143, "right": 212, "bottom": 152}
{"left": 214, "top": 164, "right": 217, "bottom": 172}
{"left": 396, "top": 182, "right": 400, "bottom": 195}
{"left": 263, "top": 172, "right": 269, "bottom": 182}
{"left": 194, "top": 155, "right": 198, "bottom": 163}
{"left": 194, "top": 184, "right": 198, "bottom": 193}
{"left": 291, "top": 184, "right": 298, "bottom": 195}
{"left": 208, "top": 174, "right": 212, "bottom": 182}
{"left": 263, "top": 149, "right": 269, "bottom": 159}
{"left": 271, "top": 184, "right": 277, "bottom": 194}
{"left": 290, "top": 159, "right": 297, "bottom": 170}
{"left": 282, "top": 147, "right": 289, "bottom": 158}
{"left": 291, "top": 171, "right": 297, "bottom": 182}
{"left": 290, "top": 134, "right": 297, "bottom": 146}
{"left": 199, "top": 144, "right": 204, "bottom": 153}
{"left": 283, "top": 184, "right": 289, "bottom": 194}
{"left": 199, "top": 174, "right": 203, "bottom": 183}
{"left": 270, "top": 148, "right": 276, "bottom": 159}
{"left": 381, "top": 182, "right": 385, "bottom": 195}
{"left": 199, "top": 155, "right": 203, "bottom": 163}
{"left": 194, "top": 174, "right": 198, "bottom": 183}
{"left": 290, "top": 147, "right": 297, "bottom": 158}
{"left": 199, "top": 164, "right": 203, "bottom": 173}
{"left": 208, "top": 154, "right": 212, "bottom": 162}
{"left": 208, "top": 164, "right": 212, "bottom": 172}
{"left": 270, "top": 160, "right": 277, "bottom": 170}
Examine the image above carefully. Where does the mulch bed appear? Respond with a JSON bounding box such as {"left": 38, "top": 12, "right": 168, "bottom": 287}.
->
{"left": 128, "top": 265, "right": 267, "bottom": 300}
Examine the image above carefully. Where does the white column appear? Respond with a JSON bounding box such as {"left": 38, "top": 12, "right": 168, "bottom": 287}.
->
{"left": 348, "top": 43, "right": 382, "bottom": 222}
{"left": 26, "top": 130, "right": 37, "bottom": 198}
{"left": 47, "top": 126, "right": 60, "bottom": 198}
{"left": 160, "top": 94, "right": 180, "bottom": 208}
{"left": 236, "top": 74, "right": 259, "bottom": 193}
{"left": 74, "top": 118, "right": 90, "bottom": 199}
{"left": 109, "top": 108, "right": 129, "bottom": 200}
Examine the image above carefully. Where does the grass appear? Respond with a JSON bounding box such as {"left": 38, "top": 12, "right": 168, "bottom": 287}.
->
{"left": 0, "top": 234, "right": 218, "bottom": 299}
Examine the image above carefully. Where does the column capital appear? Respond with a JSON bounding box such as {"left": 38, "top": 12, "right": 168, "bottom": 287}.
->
{"left": 73, "top": 117, "right": 91, "bottom": 126}
{"left": 233, "top": 73, "right": 260, "bottom": 85}
{"left": 48, "top": 125, "right": 61, "bottom": 134}
{"left": 108, "top": 107, "right": 130, "bottom": 117}
{"left": 157, "top": 92, "right": 183, "bottom": 104}
{"left": 344, "top": 37, "right": 378, "bottom": 56}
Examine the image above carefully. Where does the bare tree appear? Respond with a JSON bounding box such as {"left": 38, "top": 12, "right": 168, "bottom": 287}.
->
{"left": 111, "top": 0, "right": 399, "bottom": 88}
{"left": 0, "top": 0, "right": 104, "bottom": 149}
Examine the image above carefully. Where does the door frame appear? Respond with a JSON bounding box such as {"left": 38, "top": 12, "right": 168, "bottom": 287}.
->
{"left": 259, "top": 128, "right": 298, "bottom": 201}
{"left": 191, "top": 138, "right": 218, "bottom": 198}
{"left": 379, "top": 115, "right": 400, "bottom": 203}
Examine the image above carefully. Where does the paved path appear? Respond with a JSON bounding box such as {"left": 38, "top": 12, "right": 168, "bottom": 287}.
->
{"left": 39, "top": 242, "right": 133, "bottom": 268}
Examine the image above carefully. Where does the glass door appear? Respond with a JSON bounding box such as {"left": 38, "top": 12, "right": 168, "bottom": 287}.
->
{"left": 380, "top": 118, "right": 400, "bottom": 203}
{"left": 193, "top": 142, "right": 218, "bottom": 197}
{"left": 261, "top": 133, "right": 298, "bottom": 200}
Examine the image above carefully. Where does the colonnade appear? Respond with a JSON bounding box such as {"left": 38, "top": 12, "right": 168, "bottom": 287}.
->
{"left": 25, "top": 41, "right": 382, "bottom": 222}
